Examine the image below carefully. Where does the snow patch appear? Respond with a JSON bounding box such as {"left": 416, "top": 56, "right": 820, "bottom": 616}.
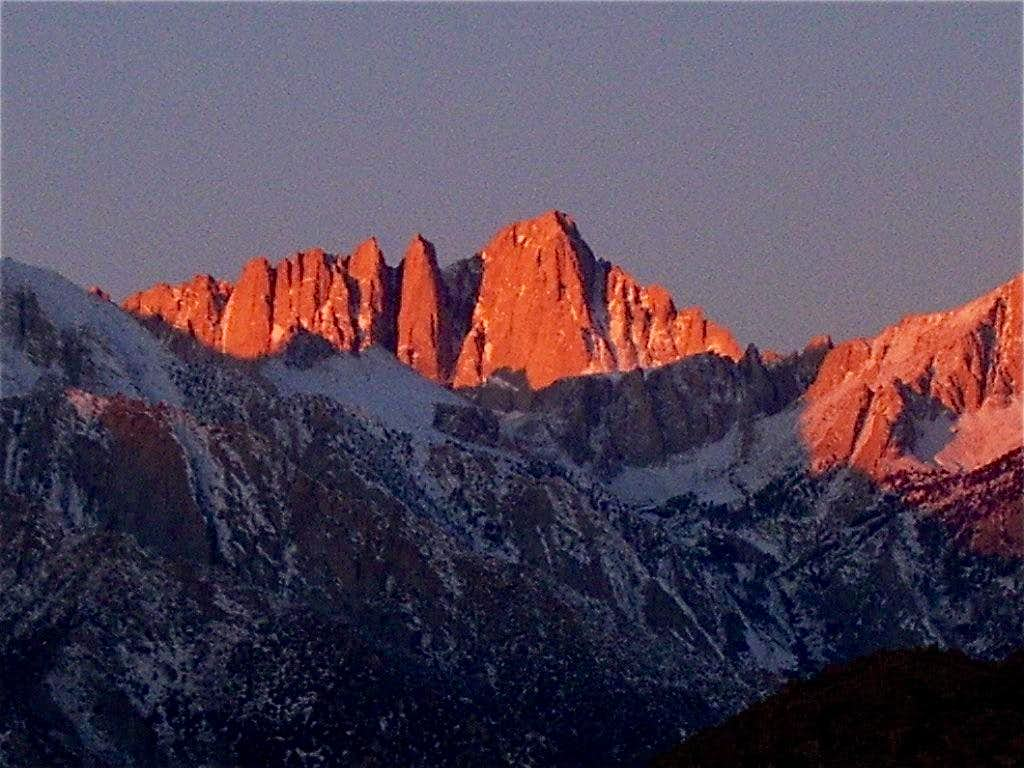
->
{"left": 609, "top": 407, "right": 807, "bottom": 506}
{"left": 936, "top": 396, "right": 1023, "bottom": 471}
{"left": 909, "top": 411, "right": 956, "bottom": 465}
{"left": 262, "top": 346, "right": 464, "bottom": 436}
{"left": 1, "top": 258, "right": 183, "bottom": 406}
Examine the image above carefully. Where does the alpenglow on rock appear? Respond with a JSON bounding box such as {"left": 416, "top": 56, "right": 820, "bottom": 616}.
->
{"left": 123, "top": 211, "right": 741, "bottom": 388}
{"left": 800, "top": 274, "right": 1023, "bottom": 478}
{"left": 124, "top": 246, "right": 392, "bottom": 359}
{"left": 451, "top": 211, "right": 741, "bottom": 388}
{"left": 396, "top": 234, "right": 457, "bottom": 382}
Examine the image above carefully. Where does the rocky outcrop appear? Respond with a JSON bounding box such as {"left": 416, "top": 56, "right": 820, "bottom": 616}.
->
{"left": 348, "top": 238, "right": 395, "bottom": 351}
{"left": 125, "top": 243, "right": 398, "bottom": 360}
{"left": 268, "top": 249, "right": 350, "bottom": 353}
{"left": 87, "top": 285, "right": 112, "bottom": 302}
{"left": 451, "top": 211, "right": 741, "bottom": 389}
{"left": 894, "top": 447, "right": 1024, "bottom": 557}
{"left": 123, "top": 274, "right": 232, "bottom": 349}
{"left": 471, "top": 340, "right": 824, "bottom": 472}
{"left": 451, "top": 211, "right": 617, "bottom": 389}
{"left": 396, "top": 235, "right": 456, "bottom": 382}
{"left": 605, "top": 265, "right": 742, "bottom": 369}
{"left": 441, "top": 255, "right": 483, "bottom": 346}
{"left": 801, "top": 275, "right": 1023, "bottom": 478}
{"left": 124, "top": 210, "right": 741, "bottom": 388}
{"left": 221, "top": 257, "right": 276, "bottom": 358}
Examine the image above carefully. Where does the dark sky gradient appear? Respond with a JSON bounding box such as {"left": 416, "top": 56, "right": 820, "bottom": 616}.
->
{"left": 3, "top": 3, "right": 1020, "bottom": 351}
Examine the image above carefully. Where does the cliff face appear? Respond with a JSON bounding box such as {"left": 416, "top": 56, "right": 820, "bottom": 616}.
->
{"left": 604, "top": 264, "right": 741, "bottom": 371}
{"left": 396, "top": 235, "right": 457, "bottom": 383}
{"left": 122, "top": 274, "right": 232, "bottom": 349}
{"left": 123, "top": 211, "right": 740, "bottom": 387}
{"left": 450, "top": 211, "right": 741, "bottom": 389}
{"left": 450, "top": 211, "right": 616, "bottom": 389}
{"left": 126, "top": 243, "right": 398, "bottom": 360}
{"left": 801, "top": 275, "right": 1022, "bottom": 478}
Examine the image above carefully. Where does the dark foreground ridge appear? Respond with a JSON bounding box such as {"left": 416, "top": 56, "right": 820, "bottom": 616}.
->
{"left": 652, "top": 647, "right": 1024, "bottom": 768}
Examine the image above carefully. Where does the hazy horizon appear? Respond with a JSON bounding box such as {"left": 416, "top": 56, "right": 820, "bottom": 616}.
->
{"left": 3, "top": 3, "right": 1020, "bottom": 351}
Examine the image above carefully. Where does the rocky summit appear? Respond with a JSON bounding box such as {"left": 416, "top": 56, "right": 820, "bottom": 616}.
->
{"left": 123, "top": 210, "right": 740, "bottom": 388}
{"left": 1, "top": 211, "right": 1022, "bottom": 767}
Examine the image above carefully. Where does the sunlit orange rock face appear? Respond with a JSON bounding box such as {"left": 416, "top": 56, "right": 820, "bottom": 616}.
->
{"left": 123, "top": 210, "right": 741, "bottom": 387}
{"left": 348, "top": 238, "right": 395, "bottom": 351}
{"left": 396, "top": 235, "right": 455, "bottom": 382}
{"left": 124, "top": 243, "right": 398, "bottom": 360}
{"left": 604, "top": 266, "right": 742, "bottom": 371}
{"left": 123, "top": 274, "right": 232, "bottom": 349}
{"left": 266, "top": 248, "right": 356, "bottom": 352}
{"left": 450, "top": 211, "right": 741, "bottom": 388}
{"left": 452, "top": 211, "right": 616, "bottom": 389}
{"left": 801, "top": 275, "right": 1023, "bottom": 478}
{"left": 222, "top": 257, "right": 276, "bottom": 358}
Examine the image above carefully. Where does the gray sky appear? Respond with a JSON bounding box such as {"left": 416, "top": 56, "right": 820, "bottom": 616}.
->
{"left": 2, "top": 3, "right": 1020, "bottom": 351}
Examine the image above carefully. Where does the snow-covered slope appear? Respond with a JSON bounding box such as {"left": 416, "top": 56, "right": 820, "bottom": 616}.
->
{"left": 934, "top": 395, "right": 1023, "bottom": 471}
{"left": 1, "top": 258, "right": 182, "bottom": 405}
{"left": 610, "top": 406, "right": 807, "bottom": 506}
{"left": 262, "top": 347, "right": 465, "bottom": 436}
{"left": 3, "top": 257, "right": 465, "bottom": 444}
{"left": 1, "top": 257, "right": 1021, "bottom": 767}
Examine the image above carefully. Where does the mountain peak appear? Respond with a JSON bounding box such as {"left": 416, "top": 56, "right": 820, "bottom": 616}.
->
{"left": 523, "top": 208, "right": 576, "bottom": 231}
{"left": 486, "top": 210, "right": 583, "bottom": 259}
{"left": 453, "top": 211, "right": 608, "bottom": 389}
{"left": 397, "top": 234, "right": 454, "bottom": 382}
{"left": 801, "top": 272, "right": 1023, "bottom": 478}
{"left": 349, "top": 237, "right": 386, "bottom": 276}
{"left": 804, "top": 334, "right": 833, "bottom": 352}
{"left": 408, "top": 232, "right": 431, "bottom": 250}
{"left": 122, "top": 212, "right": 741, "bottom": 388}
{"left": 404, "top": 233, "right": 436, "bottom": 265}
{"left": 536, "top": 208, "right": 577, "bottom": 234}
